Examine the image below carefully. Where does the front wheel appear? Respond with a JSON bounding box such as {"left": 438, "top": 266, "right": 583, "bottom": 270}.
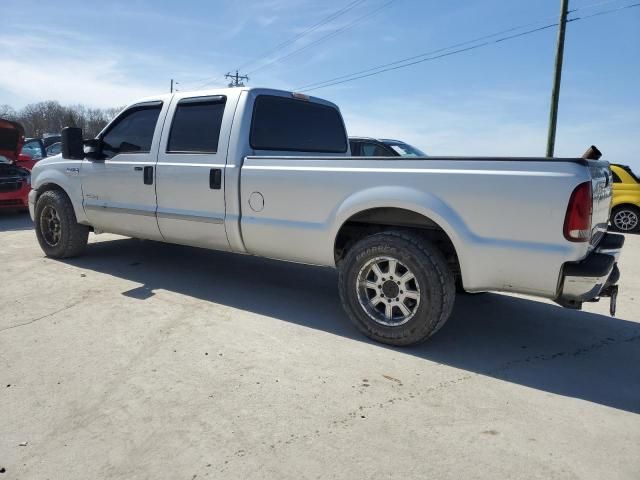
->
{"left": 611, "top": 205, "right": 640, "bottom": 233}
{"left": 34, "top": 190, "right": 89, "bottom": 258}
{"left": 338, "top": 231, "right": 455, "bottom": 346}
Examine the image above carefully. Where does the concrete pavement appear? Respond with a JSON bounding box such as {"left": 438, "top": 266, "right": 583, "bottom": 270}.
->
{"left": 1, "top": 211, "right": 639, "bottom": 479}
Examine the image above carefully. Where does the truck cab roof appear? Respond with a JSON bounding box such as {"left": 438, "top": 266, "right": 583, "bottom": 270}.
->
{"left": 128, "top": 87, "right": 340, "bottom": 110}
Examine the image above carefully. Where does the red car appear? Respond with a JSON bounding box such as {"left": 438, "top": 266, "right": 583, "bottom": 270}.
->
{"left": 0, "top": 119, "right": 32, "bottom": 211}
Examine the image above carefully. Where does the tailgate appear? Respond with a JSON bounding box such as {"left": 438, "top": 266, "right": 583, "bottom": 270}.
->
{"left": 588, "top": 160, "right": 613, "bottom": 248}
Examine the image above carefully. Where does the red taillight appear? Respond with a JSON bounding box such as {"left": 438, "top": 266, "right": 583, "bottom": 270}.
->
{"left": 564, "top": 181, "right": 592, "bottom": 242}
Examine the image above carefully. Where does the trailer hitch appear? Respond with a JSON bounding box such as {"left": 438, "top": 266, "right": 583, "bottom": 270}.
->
{"left": 600, "top": 284, "right": 619, "bottom": 316}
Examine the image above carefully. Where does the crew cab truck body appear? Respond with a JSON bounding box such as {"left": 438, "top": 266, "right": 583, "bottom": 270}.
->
{"left": 29, "top": 87, "right": 624, "bottom": 346}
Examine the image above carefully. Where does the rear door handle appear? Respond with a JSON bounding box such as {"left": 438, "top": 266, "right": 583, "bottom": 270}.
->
{"left": 210, "top": 168, "right": 222, "bottom": 189}
{"left": 143, "top": 166, "right": 153, "bottom": 185}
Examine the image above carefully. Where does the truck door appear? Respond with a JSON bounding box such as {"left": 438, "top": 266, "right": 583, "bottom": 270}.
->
{"left": 81, "top": 101, "right": 166, "bottom": 240}
{"left": 155, "top": 94, "right": 235, "bottom": 250}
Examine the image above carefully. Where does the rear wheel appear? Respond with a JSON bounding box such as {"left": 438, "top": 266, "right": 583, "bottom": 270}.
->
{"left": 611, "top": 205, "right": 640, "bottom": 233}
{"left": 35, "top": 190, "right": 89, "bottom": 258}
{"left": 338, "top": 231, "right": 455, "bottom": 346}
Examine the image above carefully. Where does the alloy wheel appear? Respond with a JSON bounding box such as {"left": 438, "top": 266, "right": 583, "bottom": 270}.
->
{"left": 613, "top": 209, "right": 638, "bottom": 232}
{"left": 356, "top": 256, "right": 421, "bottom": 326}
{"left": 40, "top": 205, "right": 62, "bottom": 247}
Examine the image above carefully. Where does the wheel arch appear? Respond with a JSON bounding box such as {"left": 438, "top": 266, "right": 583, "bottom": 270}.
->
{"left": 611, "top": 201, "right": 640, "bottom": 211}
{"left": 330, "top": 187, "right": 469, "bottom": 286}
{"left": 33, "top": 179, "right": 88, "bottom": 225}
{"left": 36, "top": 182, "right": 68, "bottom": 197}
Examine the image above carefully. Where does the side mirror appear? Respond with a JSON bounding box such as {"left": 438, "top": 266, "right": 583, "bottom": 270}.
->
{"left": 84, "top": 138, "right": 104, "bottom": 160}
{"left": 61, "top": 127, "right": 85, "bottom": 160}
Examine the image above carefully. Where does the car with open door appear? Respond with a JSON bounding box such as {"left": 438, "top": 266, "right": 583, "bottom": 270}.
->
{"left": 20, "top": 138, "right": 47, "bottom": 168}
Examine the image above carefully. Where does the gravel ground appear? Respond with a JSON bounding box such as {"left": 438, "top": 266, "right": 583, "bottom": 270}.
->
{"left": 1, "top": 211, "right": 638, "bottom": 480}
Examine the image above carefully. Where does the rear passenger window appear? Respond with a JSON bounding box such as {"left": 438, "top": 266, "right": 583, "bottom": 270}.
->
{"left": 167, "top": 96, "right": 226, "bottom": 153}
{"left": 612, "top": 171, "right": 622, "bottom": 183}
{"left": 250, "top": 95, "right": 347, "bottom": 153}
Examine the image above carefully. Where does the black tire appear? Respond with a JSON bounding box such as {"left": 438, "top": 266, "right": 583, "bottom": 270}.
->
{"left": 338, "top": 230, "right": 455, "bottom": 346}
{"left": 610, "top": 205, "right": 640, "bottom": 233}
{"left": 34, "top": 190, "right": 89, "bottom": 258}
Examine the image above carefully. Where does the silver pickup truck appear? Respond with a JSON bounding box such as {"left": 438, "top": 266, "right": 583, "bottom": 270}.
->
{"left": 29, "top": 87, "right": 624, "bottom": 346}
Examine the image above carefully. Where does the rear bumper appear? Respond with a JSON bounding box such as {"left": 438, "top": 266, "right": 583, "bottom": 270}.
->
{"left": 556, "top": 232, "right": 624, "bottom": 308}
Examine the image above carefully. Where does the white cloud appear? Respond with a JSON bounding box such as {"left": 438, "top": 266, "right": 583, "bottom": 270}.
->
{"left": 0, "top": 32, "right": 164, "bottom": 108}
{"left": 0, "top": 57, "right": 157, "bottom": 108}
{"left": 257, "top": 15, "right": 280, "bottom": 27}
{"left": 0, "top": 28, "right": 230, "bottom": 108}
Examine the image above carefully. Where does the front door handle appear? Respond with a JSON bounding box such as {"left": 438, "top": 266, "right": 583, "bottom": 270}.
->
{"left": 210, "top": 168, "right": 222, "bottom": 189}
{"left": 143, "top": 166, "right": 153, "bottom": 185}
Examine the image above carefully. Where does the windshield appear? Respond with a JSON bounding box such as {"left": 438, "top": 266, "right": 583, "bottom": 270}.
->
{"left": 46, "top": 142, "right": 62, "bottom": 156}
{"left": 21, "top": 140, "right": 44, "bottom": 160}
{"left": 383, "top": 141, "right": 426, "bottom": 157}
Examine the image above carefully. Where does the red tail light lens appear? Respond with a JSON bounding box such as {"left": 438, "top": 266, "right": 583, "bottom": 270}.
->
{"left": 563, "top": 181, "right": 592, "bottom": 242}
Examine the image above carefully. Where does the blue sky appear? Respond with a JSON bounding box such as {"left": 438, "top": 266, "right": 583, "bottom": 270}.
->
{"left": 1, "top": 0, "right": 639, "bottom": 168}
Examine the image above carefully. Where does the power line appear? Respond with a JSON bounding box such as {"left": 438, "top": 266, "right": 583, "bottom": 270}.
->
{"left": 236, "top": 0, "right": 368, "bottom": 72}
{"left": 295, "top": 15, "right": 563, "bottom": 91}
{"left": 176, "top": 0, "right": 632, "bottom": 92}
{"left": 247, "top": 0, "right": 399, "bottom": 76}
{"left": 249, "top": 0, "right": 604, "bottom": 83}
{"left": 179, "top": 0, "right": 369, "bottom": 91}
{"left": 295, "top": 0, "right": 626, "bottom": 92}
{"left": 572, "top": 0, "right": 640, "bottom": 18}
{"left": 300, "top": 23, "right": 562, "bottom": 92}
{"left": 571, "top": 0, "right": 626, "bottom": 11}
{"left": 297, "top": 2, "right": 640, "bottom": 93}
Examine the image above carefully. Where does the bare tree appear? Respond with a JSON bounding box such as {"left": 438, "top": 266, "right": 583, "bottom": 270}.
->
{"left": 0, "top": 104, "right": 17, "bottom": 121}
{"left": 1, "top": 101, "right": 122, "bottom": 138}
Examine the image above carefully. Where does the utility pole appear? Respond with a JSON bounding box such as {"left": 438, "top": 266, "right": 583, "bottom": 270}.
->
{"left": 225, "top": 70, "right": 249, "bottom": 88}
{"left": 170, "top": 79, "right": 174, "bottom": 93}
{"left": 546, "top": 0, "right": 570, "bottom": 157}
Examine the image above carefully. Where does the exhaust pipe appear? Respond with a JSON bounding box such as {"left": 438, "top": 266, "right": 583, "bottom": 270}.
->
{"left": 582, "top": 145, "right": 602, "bottom": 160}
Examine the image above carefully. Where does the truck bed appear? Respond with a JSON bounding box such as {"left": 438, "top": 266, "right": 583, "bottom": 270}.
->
{"left": 238, "top": 155, "right": 612, "bottom": 298}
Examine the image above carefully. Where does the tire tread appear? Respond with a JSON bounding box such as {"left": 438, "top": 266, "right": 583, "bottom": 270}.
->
{"left": 35, "top": 190, "right": 89, "bottom": 258}
{"left": 338, "top": 230, "right": 455, "bottom": 346}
